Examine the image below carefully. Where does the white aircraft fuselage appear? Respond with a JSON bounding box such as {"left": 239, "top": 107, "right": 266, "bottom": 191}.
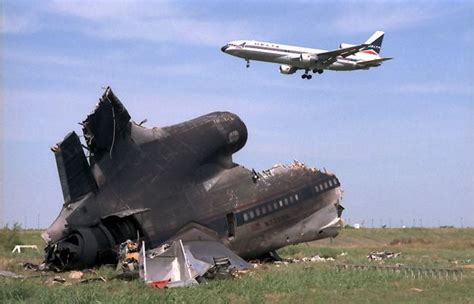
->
{"left": 221, "top": 31, "right": 392, "bottom": 79}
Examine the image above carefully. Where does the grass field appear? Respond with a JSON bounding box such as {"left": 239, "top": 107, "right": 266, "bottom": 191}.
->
{"left": 1, "top": 227, "right": 473, "bottom": 303}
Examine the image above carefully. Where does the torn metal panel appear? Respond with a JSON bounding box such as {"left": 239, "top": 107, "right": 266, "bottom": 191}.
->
{"left": 43, "top": 87, "right": 344, "bottom": 271}
{"left": 142, "top": 240, "right": 199, "bottom": 288}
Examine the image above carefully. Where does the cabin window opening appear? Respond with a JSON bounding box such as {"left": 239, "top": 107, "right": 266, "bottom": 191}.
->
{"left": 243, "top": 213, "right": 248, "bottom": 222}
{"left": 279, "top": 200, "right": 283, "bottom": 207}
{"left": 249, "top": 210, "right": 255, "bottom": 219}
{"left": 295, "top": 194, "right": 299, "bottom": 201}
{"left": 328, "top": 180, "right": 333, "bottom": 187}
{"left": 324, "top": 182, "right": 328, "bottom": 189}
{"left": 262, "top": 205, "right": 267, "bottom": 214}
{"left": 284, "top": 198, "right": 289, "bottom": 205}
{"left": 255, "top": 208, "right": 261, "bottom": 217}
{"left": 226, "top": 213, "right": 236, "bottom": 239}
{"left": 315, "top": 186, "right": 319, "bottom": 192}
{"left": 268, "top": 204, "right": 273, "bottom": 212}
{"left": 289, "top": 196, "right": 294, "bottom": 203}
{"left": 273, "top": 202, "right": 278, "bottom": 209}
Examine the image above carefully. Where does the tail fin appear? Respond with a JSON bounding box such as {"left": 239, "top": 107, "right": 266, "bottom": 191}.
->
{"left": 364, "top": 31, "right": 384, "bottom": 54}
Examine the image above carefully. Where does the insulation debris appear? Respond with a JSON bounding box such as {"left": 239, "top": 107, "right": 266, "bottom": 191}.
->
{"left": 117, "top": 240, "right": 140, "bottom": 272}
{"left": 367, "top": 251, "right": 401, "bottom": 261}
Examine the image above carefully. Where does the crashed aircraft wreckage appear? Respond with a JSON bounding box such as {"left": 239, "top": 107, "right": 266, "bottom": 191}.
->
{"left": 43, "top": 87, "right": 345, "bottom": 279}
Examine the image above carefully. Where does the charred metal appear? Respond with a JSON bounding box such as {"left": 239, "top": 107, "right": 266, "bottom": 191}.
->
{"left": 43, "top": 87, "right": 344, "bottom": 270}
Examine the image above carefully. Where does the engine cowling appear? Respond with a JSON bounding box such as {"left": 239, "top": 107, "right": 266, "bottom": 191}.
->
{"left": 299, "top": 53, "right": 318, "bottom": 64}
{"left": 279, "top": 64, "right": 297, "bottom": 75}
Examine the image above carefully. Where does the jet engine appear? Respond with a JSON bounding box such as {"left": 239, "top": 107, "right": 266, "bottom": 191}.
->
{"left": 279, "top": 65, "right": 297, "bottom": 75}
{"left": 299, "top": 53, "right": 318, "bottom": 64}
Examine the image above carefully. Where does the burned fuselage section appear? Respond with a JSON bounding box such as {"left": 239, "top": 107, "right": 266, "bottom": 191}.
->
{"left": 43, "top": 87, "right": 344, "bottom": 270}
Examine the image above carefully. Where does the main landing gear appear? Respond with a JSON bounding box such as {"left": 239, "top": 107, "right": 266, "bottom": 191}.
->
{"left": 301, "top": 69, "right": 312, "bottom": 80}
{"left": 302, "top": 69, "right": 324, "bottom": 80}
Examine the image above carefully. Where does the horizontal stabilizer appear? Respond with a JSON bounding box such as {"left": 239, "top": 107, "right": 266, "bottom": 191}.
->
{"left": 53, "top": 132, "right": 97, "bottom": 204}
{"left": 357, "top": 57, "right": 393, "bottom": 67}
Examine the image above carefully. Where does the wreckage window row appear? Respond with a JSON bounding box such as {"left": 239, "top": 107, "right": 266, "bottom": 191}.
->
{"left": 242, "top": 193, "right": 300, "bottom": 223}
{"left": 238, "top": 178, "right": 339, "bottom": 224}
{"left": 314, "top": 178, "right": 339, "bottom": 193}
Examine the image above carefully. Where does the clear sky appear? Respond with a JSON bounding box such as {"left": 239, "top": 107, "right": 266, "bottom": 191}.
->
{"left": 1, "top": 1, "right": 473, "bottom": 229}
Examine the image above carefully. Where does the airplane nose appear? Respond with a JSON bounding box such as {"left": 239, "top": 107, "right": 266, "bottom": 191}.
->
{"left": 221, "top": 45, "right": 229, "bottom": 52}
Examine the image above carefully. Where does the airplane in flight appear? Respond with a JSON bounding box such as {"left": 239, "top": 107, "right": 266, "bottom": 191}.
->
{"left": 221, "top": 31, "right": 392, "bottom": 79}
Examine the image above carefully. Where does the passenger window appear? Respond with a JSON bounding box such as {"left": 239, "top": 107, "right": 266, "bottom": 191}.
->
{"left": 328, "top": 180, "right": 333, "bottom": 186}
{"left": 315, "top": 186, "right": 319, "bottom": 192}
{"left": 249, "top": 210, "right": 255, "bottom": 219}
{"left": 255, "top": 208, "right": 261, "bottom": 217}
{"left": 284, "top": 198, "right": 288, "bottom": 205}
{"left": 295, "top": 194, "right": 299, "bottom": 201}
{"left": 243, "top": 213, "right": 248, "bottom": 222}
{"left": 262, "top": 206, "right": 267, "bottom": 214}
{"left": 279, "top": 200, "right": 283, "bottom": 207}
{"left": 290, "top": 196, "right": 294, "bottom": 203}
{"left": 274, "top": 202, "right": 278, "bottom": 209}
{"left": 268, "top": 204, "right": 273, "bottom": 212}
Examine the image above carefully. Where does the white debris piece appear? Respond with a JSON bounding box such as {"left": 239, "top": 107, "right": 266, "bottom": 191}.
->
{"left": 11, "top": 245, "right": 39, "bottom": 253}
{"left": 367, "top": 251, "right": 401, "bottom": 261}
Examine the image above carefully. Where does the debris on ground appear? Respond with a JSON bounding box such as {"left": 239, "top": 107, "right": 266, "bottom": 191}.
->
{"left": 286, "top": 255, "right": 336, "bottom": 264}
{"left": 0, "top": 270, "right": 24, "bottom": 279}
{"left": 117, "top": 240, "right": 140, "bottom": 272}
{"left": 367, "top": 251, "right": 401, "bottom": 261}
{"left": 23, "top": 262, "right": 51, "bottom": 271}
{"left": 68, "top": 271, "right": 84, "bottom": 280}
{"left": 11, "top": 245, "right": 40, "bottom": 253}
{"left": 53, "top": 276, "right": 66, "bottom": 283}
{"left": 141, "top": 239, "right": 249, "bottom": 288}
{"left": 409, "top": 288, "right": 424, "bottom": 292}
{"left": 80, "top": 276, "right": 107, "bottom": 284}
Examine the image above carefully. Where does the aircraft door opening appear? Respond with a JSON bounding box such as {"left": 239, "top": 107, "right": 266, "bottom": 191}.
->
{"left": 226, "top": 213, "right": 236, "bottom": 239}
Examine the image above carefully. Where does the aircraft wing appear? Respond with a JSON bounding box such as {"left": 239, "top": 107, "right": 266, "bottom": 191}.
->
{"left": 140, "top": 223, "right": 249, "bottom": 287}
{"left": 356, "top": 57, "right": 393, "bottom": 67}
{"left": 316, "top": 43, "right": 368, "bottom": 65}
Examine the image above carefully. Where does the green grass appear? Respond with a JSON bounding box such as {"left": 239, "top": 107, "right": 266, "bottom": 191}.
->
{"left": 1, "top": 228, "right": 473, "bottom": 303}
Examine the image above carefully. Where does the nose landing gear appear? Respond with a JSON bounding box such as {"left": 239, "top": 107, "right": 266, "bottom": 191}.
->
{"left": 245, "top": 59, "right": 250, "bottom": 68}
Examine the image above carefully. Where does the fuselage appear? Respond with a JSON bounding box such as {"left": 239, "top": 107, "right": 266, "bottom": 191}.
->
{"left": 43, "top": 91, "right": 344, "bottom": 270}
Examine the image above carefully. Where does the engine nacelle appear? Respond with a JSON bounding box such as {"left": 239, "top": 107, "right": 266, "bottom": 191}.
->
{"left": 279, "top": 64, "right": 297, "bottom": 75}
{"left": 339, "top": 43, "right": 355, "bottom": 49}
{"left": 299, "top": 53, "right": 318, "bottom": 64}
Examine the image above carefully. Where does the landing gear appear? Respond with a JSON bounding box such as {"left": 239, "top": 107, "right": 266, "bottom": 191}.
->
{"left": 245, "top": 59, "right": 250, "bottom": 68}
{"left": 313, "top": 69, "right": 323, "bottom": 74}
{"left": 301, "top": 69, "right": 312, "bottom": 80}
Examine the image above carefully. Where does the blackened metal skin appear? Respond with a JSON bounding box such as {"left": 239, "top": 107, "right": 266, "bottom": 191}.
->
{"left": 43, "top": 87, "right": 343, "bottom": 270}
